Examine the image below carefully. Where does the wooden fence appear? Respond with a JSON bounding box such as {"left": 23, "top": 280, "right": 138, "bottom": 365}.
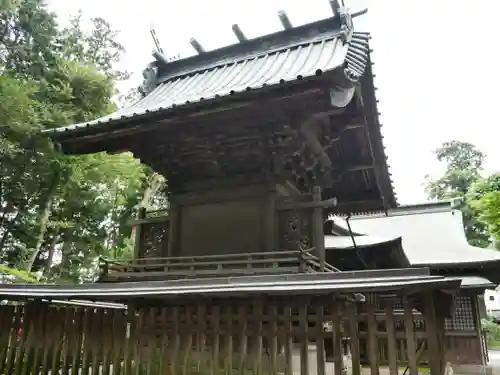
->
{"left": 0, "top": 293, "right": 446, "bottom": 375}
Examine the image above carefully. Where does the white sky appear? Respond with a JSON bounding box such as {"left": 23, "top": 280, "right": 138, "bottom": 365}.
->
{"left": 46, "top": 0, "right": 499, "bottom": 204}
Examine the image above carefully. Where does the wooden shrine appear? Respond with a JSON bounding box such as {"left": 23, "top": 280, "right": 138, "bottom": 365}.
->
{"left": 0, "top": 3, "right": 465, "bottom": 375}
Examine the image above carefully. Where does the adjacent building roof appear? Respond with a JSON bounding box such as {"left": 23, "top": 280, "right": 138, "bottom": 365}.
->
{"left": 0, "top": 268, "right": 460, "bottom": 302}
{"left": 330, "top": 202, "right": 500, "bottom": 266}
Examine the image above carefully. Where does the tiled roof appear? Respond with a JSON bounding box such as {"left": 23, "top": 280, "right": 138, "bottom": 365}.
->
{"left": 329, "top": 202, "right": 500, "bottom": 267}
{"left": 0, "top": 268, "right": 460, "bottom": 301}
{"left": 44, "top": 18, "right": 370, "bottom": 135}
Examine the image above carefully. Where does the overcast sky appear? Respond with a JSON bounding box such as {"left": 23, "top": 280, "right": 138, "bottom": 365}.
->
{"left": 46, "top": 0, "right": 498, "bottom": 204}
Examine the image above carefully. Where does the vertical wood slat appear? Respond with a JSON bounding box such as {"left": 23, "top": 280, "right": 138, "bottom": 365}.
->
{"left": 133, "top": 308, "right": 146, "bottom": 375}
{"left": 270, "top": 303, "right": 279, "bottom": 375}
{"left": 299, "top": 303, "right": 309, "bottom": 375}
{"left": 182, "top": 305, "right": 194, "bottom": 375}
{"left": 254, "top": 299, "right": 264, "bottom": 375}
{"left": 316, "top": 304, "right": 326, "bottom": 375}
{"left": 224, "top": 305, "right": 233, "bottom": 374}
{"left": 210, "top": 305, "right": 220, "bottom": 375}
{"left": 159, "top": 307, "right": 169, "bottom": 375}
{"left": 284, "top": 306, "right": 293, "bottom": 375}
{"left": 146, "top": 307, "right": 156, "bottom": 375}
{"left": 348, "top": 303, "right": 361, "bottom": 375}
{"left": 101, "top": 309, "right": 113, "bottom": 375}
{"left": 111, "top": 309, "right": 125, "bottom": 375}
{"left": 5, "top": 305, "right": 22, "bottom": 375}
{"left": 31, "top": 306, "right": 47, "bottom": 375}
{"left": 81, "top": 307, "right": 93, "bottom": 375}
{"left": 197, "top": 304, "right": 207, "bottom": 373}
{"left": 238, "top": 304, "right": 249, "bottom": 374}
{"left": 333, "top": 303, "right": 344, "bottom": 375}
{"left": 91, "top": 308, "right": 104, "bottom": 375}
{"left": 13, "top": 304, "right": 29, "bottom": 373}
{"left": 367, "top": 304, "right": 380, "bottom": 375}
{"left": 385, "top": 306, "right": 398, "bottom": 375}
{"left": 60, "top": 307, "right": 75, "bottom": 375}
{"left": 404, "top": 303, "right": 418, "bottom": 375}
{"left": 424, "top": 292, "right": 445, "bottom": 375}
{"left": 123, "top": 310, "right": 137, "bottom": 375}
{"left": 0, "top": 306, "right": 12, "bottom": 373}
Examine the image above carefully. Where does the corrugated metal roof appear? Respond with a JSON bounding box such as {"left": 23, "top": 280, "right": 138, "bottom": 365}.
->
{"left": 44, "top": 27, "right": 370, "bottom": 135}
{"left": 0, "top": 268, "right": 460, "bottom": 301}
{"left": 329, "top": 202, "right": 500, "bottom": 266}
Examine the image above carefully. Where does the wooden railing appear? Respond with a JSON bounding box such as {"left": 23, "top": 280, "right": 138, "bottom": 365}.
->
{"left": 99, "top": 248, "right": 339, "bottom": 282}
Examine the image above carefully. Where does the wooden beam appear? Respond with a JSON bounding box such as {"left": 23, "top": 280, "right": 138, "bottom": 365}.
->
{"left": 278, "top": 10, "right": 293, "bottom": 29}
{"left": 231, "top": 24, "right": 247, "bottom": 42}
{"left": 189, "top": 37, "right": 205, "bottom": 54}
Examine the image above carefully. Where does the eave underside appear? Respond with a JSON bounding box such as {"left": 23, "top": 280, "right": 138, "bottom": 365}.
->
{"left": 55, "top": 79, "right": 395, "bottom": 213}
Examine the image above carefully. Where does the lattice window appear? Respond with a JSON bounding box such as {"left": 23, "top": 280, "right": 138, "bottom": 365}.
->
{"left": 445, "top": 295, "right": 476, "bottom": 332}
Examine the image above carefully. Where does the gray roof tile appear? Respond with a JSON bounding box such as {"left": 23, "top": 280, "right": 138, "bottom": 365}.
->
{"left": 44, "top": 27, "right": 370, "bottom": 135}
{"left": 329, "top": 202, "right": 500, "bottom": 266}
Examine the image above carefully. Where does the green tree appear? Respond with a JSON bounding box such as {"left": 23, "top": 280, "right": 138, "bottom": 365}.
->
{"left": 0, "top": 0, "right": 156, "bottom": 283}
{"left": 469, "top": 173, "right": 500, "bottom": 246}
{"left": 426, "top": 141, "right": 497, "bottom": 248}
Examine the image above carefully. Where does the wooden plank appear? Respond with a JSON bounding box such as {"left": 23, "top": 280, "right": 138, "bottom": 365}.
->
{"left": 299, "top": 303, "right": 309, "bottom": 375}
{"left": 332, "top": 302, "right": 344, "bottom": 375}
{"left": 146, "top": 307, "right": 157, "bottom": 375}
{"left": 182, "top": 305, "right": 194, "bottom": 375}
{"left": 367, "top": 303, "right": 380, "bottom": 375}
{"left": 238, "top": 304, "right": 249, "bottom": 375}
{"left": 157, "top": 307, "right": 168, "bottom": 374}
{"left": 348, "top": 303, "right": 361, "bottom": 375}
{"left": 270, "top": 303, "right": 279, "bottom": 375}
{"left": 404, "top": 303, "right": 418, "bottom": 375}
{"left": 122, "top": 310, "right": 136, "bottom": 375}
{"left": 210, "top": 305, "right": 220, "bottom": 375}
{"left": 0, "top": 306, "right": 12, "bottom": 373}
{"left": 133, "top": 308, "right": 146, "bottom": 375}
{"left": 197, "top": 304, "right": 207, "bottom": 373}
{"left": 254, "top": 299, "right": 264, "bottom": 375}
{"left": 4, "top": 304, "right": 22, "bottom": 375}
{"left": 224, "top": 305, "right": 234, "bottom": 374}
{"left": 284, "top": 305, "right": 293, "bottom": 375}
{"left": 111, "top": 309, "right": 125, "bottom": 375}
{"left": 424, "top": 292, "right": 445, "bottom": 375}
{"left": 316, "top": 304, "right": 326, "bottom": 375}
{"left": 91, "top": 308, "right": 104, "bottom": 375}
{"left": 60, "top": 307, "right": 75, "bottom": 375}
{"left": 384, "top": 306, "right": 398, "bottom": 375}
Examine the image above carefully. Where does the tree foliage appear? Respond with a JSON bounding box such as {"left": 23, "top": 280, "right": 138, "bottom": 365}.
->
{"left": 0, "top": 0, "right": 167, "bottom": 283}
{"left": 426, "top": 141, "right": 499, "bottom": 249}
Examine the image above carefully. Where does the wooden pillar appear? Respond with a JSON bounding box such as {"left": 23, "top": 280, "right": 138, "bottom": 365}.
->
{"left": 262, "top": 187, "right": 276, "bottom": 252}
{"left": 472, "top": 294, "right": 489, "bottom": 367}
{"left": 403, "top": 303, "right": 418, "bottom": 375}
{"left": 423, "top": 291, "right": 446, "bottom": 375}
{"left": 312, "top": 186, "right": 325, "bottom": 271}
{"left": 167, "top": 202, "right": 180, "bottom": 257}
{"left": 133, "top": 207, "right": 146, "bottom": 260}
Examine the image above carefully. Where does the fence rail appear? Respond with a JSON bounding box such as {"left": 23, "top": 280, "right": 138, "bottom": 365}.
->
{"left": 99, "top": 248, "right": 339, "bottom": 282}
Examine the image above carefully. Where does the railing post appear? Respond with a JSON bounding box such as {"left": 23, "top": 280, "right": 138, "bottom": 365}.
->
{"left": 133, "top": 207, "right": 147, "bottom": 262}
{"left": 312, "top": 186, "right": 325, "bottom": 271}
